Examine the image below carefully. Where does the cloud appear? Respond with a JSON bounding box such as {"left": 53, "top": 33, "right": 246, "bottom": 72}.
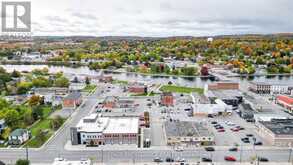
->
{"left": 29, "top": 0, "right": 293, "bottom": 36}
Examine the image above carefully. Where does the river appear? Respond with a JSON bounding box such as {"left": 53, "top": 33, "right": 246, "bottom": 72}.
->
{"left": 1, "top": 64, "right": 293, "bottom": 88}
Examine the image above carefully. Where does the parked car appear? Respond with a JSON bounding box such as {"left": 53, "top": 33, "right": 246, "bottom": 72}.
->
{"left": 254, "top": 141, "right": 263, "bottom": 146}
{"left": 205, "top": 147, "right": 215, "bottom": 152}
{"left": 217, "top": 129, "right": 225, "bottom": 132}
{"left": 208, "top": 114, "right": 214, "bottom": 118}
{"left": 246, "top": 134, "right": 254, "bottom": 137}
{"left": 153, "top": 157, "right": 163, "bottom": 162}
{"left": 229, "top": 147, "right": 238, "bottom": 152}
{"left": 224, "top": 156, "right": 236, "bottom": 161}
{"left": 258, "top": 157, "right": 269, "bottom": 162}
{"left": 166, "top": 157, "right": 174, "bottom": 162}
{"left": 211, "top": 121, "right": 217, "bottom": 124}
{"left": 175, "top": 158, "right": 185, "bottom": 162}
{"left": 201, "top": 157, "right": 212, "bottom": 162}
{"left": 175, "top": 146, "right": 184, "bottom": 152}
{"left": 231, "top": 128, "right": 240, "bottom": 132}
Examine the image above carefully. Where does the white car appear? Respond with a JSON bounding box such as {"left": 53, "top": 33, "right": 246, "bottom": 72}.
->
{"left": 175, "top": 146, "right": 184, "bottom": 152}
{"left": 225, "top": 121, "right": 236, "bottom": 126}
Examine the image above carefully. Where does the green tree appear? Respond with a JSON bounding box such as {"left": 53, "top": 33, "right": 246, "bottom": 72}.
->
{"left": 16, "top": 82, "right": 32, "bottom": 94}
{"left": 85, "top": 77, "right": 90, "bottom": 85}
{"left": 51, "top": 115, "right": 64, "bottom": 130}
{"left": 15, "top": 159, "right": 30, "bottom": 165}
{"left": 54, "top": 77, "right": 69, "bottom": 87}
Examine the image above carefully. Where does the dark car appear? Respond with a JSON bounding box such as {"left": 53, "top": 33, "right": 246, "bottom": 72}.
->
{"left": 208, "top": 114, "right": 214, "bottom": 118}
{"left": 215, "top": 126, "right": 224, "bottom": 129}
{"left": 229, "top": 147, "right": 238, "bottom": 152}
{"left": 205, "top": 147, "right": 215, "bottom": 152}
{"left": 241, "top": 138, "right": 250, "bottom": 143}
{"left": 202, "top": 157, "right": 212, "bottom": 162}
{"left": 246, "top": 134, "right": 254, "bottom": 137}
{"left": 254, "top": 141, "right": 263, "bottom": 146}
{"left": 211, "top": 121, "right": 218, "bottom": 124}
{"left": 258, "top": 157, "right": 269, "bottom": 162}
{"left": 166, "top": 157, "right": 174, "bottom": 162}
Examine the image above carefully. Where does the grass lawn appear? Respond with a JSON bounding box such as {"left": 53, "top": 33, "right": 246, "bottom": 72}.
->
{"left": 131, "top": 92, "right": 159, "bottom": 96}
{"left": 24, "top": 131, "right": 53, "bottom": 148}
{"left": 29, "top": 119, "right": 52, "bottom": 136}
{"left": 82, "top": 84, "right": 97, "bottom": 93}
{"left": 112, "top": 79, "right": 128, "bottom": 85}
{"left": 160, "top": 85, "right": 204, "bottom": 94}
{"left": 42, "top": 106, "right": 52, "bottom": 118}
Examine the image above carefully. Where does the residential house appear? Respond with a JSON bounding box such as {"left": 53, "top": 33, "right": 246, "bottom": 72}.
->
{"left": 8, "top": 129, "right": 30, "bottom": 145}
{"left": 0, "top": 119, "right": 6, "bottom": 133}
{"left": 63, "top": 92, "right": 82, "bottom": 109}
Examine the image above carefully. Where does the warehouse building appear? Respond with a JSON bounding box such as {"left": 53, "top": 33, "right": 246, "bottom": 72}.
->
{"left": 71, "top": 113, "right": 138, "bottom": 146}
{"left": 256, "top": 119, "right": 293, "bottom": 147}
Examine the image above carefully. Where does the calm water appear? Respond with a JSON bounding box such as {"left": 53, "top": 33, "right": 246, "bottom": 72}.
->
{"left": 1, "top": 64, "right": 293, "bottom": 88}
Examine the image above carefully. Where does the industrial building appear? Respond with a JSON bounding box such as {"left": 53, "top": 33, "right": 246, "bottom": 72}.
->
{"left": 256, "top": 119, "right": 293, "bottom": 147}
{"left": 193, "top": 99, "right": 232, "bottom": 116}
{"left": 70, "top": 113, "right": 139, "bottom": 146}
{"left": 205, "top": 89, "right": 243, "bottom": 109}
{"left": 165, "top": 121, "right": 214, "bottom": 146}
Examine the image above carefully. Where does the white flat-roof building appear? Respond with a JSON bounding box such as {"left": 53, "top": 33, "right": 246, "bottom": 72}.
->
{"left": 193, "top": 99, "right": 232, "bottom": 116}
{"left": 71, "top": 113, "right": 138, "bottom": 146}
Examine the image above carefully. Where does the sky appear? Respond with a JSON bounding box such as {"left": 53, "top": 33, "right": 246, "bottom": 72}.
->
{"left": 9, "top": 0, "right": 293, "bottom": 36}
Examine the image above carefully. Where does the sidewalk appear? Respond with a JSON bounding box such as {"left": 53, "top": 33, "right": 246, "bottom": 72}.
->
{"left": 64, "top": 140, "right": 290, "bottom": 151}
{"left": 64, "top": 141, "right": 172, "bottom": 151}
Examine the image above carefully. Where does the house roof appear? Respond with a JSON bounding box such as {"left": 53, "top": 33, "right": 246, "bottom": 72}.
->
{"left": 277, "top": 95, "right": 293, "bottom": 105}
{"left": 65, "top": 92, "right": 82, "bottom": 100}
{"left": 10, "top": 129, "right": 28, "bottom": 136}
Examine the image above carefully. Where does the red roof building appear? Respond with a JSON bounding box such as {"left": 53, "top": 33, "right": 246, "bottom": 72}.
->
{"left": 160, "top": 92, "right": 174, "bottom": 106}
{"left": 276, "top": 95, "right": 293, "bottom": 112}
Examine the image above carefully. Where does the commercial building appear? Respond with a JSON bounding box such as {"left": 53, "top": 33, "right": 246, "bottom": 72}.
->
{"left": 206, "top": 82, "right": 239, "bottom": 91}
{"left": 165, "top": 121, "right": 214, "bottom": 146}
{"left": 71, "top": 114, "right": 138, "bottom": 146}
{"left": 63, "top": 92, "right": 82, "bottom": 109}
{"left": 256, "top": 119, "right": 293, "bottom": 147}
{"left": 128, "top": 83, "right": 147, "bottom": 94}
{"left": 102, "top": 96, "right": 135, "bottom": 109}
{"left": 276, "top": 95, "right": 293, "bottom": 113}
{"left": 160, "top": 92, "right": 174, "bottom": 106}
{"left": 249, "top": 82, "right": 293, "bottom": 95}
{"left": 193, "top": 99, "right": 232, "bottom": 116}
{"left": 206, "top": 89, "right": 243, "bottom": 109}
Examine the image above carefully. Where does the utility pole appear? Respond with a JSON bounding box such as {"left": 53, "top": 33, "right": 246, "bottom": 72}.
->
{"left": 26, "top": 146, "right": 29, "bottom": 161}
{"left": 101, "top": 149, "right": 103, "bottom": 163}
{"left": 240, "top": 143, "right": 243, "bottom": 163}
{"left": 289, "top": 148, "right": 292, "bottom": 162}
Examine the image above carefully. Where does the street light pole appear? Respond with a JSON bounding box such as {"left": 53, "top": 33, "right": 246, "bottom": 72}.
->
{"left": 240, "top": 143, "right": 243, "bottom": 163}
{"left": 289, "top": 148, "right": 292, "bottom": 162}
{"left": 26, "top": 146, "right": 28, "bottom": 161}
